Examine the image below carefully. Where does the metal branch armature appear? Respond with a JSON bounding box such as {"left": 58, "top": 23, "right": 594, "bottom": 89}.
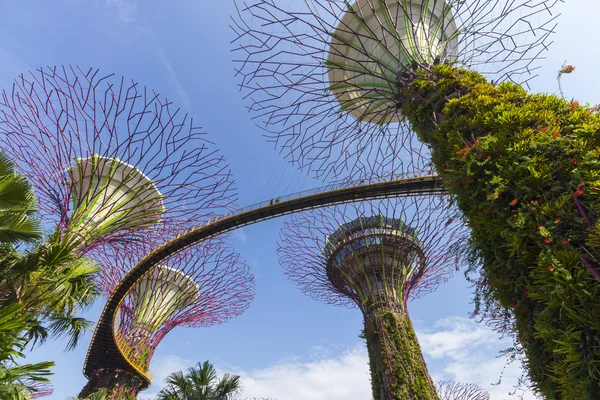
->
{"left": 81, "top": 224, "right": 255, "bottom": 397}
{"left": 436, "top": 381, "right": 490, "bottom": 400}
{"left": 278, "top": 195, "right": 467, "bottom": 311}
{"left": 0, "top": 65, "right": 237, "bottom": 252}
{"left": 231, "top": 0, "right": 562, "bottom": 179}
{"left": 25, "top": 380, "right": 54, "bottom": 399}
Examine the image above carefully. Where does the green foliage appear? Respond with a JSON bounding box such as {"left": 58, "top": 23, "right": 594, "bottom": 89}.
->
{"left": 158, "top": 360, "right": 242, "bottom": 400}
{"left": 0, "top": 303, "right": 54, "bottom": 399}
{"left": 0, "top": 152, "right": 101, "bottom": 398}
{"left": 0, "top": 231, "right": 100, "bottom": 351}
{"left": 67, "top": 388, "right": 110, "bottom": 400}
{"left": 0, "top": 152, "right": 41, "bottom": 244}
{"left": 399, "top": 64, "right": 600, "bottom": 399}
{"left": 364, "top": 310, "right": 439, "bottom": 400}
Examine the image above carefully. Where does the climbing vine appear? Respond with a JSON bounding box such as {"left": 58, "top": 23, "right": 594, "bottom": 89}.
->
{"left": 398, "top": 64, "right": 600, "bottom": 399}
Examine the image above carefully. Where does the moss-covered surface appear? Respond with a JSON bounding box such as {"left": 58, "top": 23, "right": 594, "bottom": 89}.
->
{"left": 365, "top": 310, "right": 439, "bottom": 400}
{"left": 397, "top": 64, "right": 600, "bottom": 399}
{"left": 78, "top": 369, "right": 140, "bottom": 399}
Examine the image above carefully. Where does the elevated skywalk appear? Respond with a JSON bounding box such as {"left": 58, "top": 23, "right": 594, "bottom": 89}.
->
{"left": 83, "top": 175, "right": 446, "bottom": 388}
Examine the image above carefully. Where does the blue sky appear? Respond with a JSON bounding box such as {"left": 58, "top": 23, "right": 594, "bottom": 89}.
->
{"left": 1, "top": 0, "right": 599, "bottom": 399}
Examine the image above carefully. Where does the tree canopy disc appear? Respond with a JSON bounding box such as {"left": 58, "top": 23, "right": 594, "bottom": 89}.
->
{"left": 327, "top": 0, "right": 458, "bottom": 124}
{"left": 68, "top": 155, "right": 165, "bottom": 240}
{"left": 132, "top": 265, "right": 200, "bottom": 334}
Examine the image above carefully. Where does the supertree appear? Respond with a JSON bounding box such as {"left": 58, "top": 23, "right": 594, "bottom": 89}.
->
{"left": 278, "top": 195, "right": 467, "bottom": 399}
{"left": 435, "top": 381, "right": 489, "bottom": 400}
{"left": 231, "top": 3, "right": 600, "bottom": 398}
{"left": 0, "top": 65, "right": 236, "bottom": 256}
{"left": 231, "top": 0, "right": 561, "bottom": 179}
{"left": 79, "top": 225, "right": 255, "bottom": 398}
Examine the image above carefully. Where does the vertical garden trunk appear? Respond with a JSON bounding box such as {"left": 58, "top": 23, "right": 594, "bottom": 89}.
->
{"left": 364, "top": 309, "right": 439, "bottom": 400}
{"left": 78, "top": 368, "right": 141, "bottom": 399}
{"left": 397, "top": 64, "right": 600, "bottom": 399}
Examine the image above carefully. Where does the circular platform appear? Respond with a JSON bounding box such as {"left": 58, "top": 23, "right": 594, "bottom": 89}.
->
{"left": 327, "top": 0, "right": 458, "bottom": 124}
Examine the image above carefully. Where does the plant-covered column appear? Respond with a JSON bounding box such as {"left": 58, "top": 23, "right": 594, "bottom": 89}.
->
{"left": 78, "top": 369, "right": 138, "bottom": 399}
{"left": 398, "top": 63, "right": 600, "bottom": 399}
{"left": 365, "top": 309, "right": 438, "bottom": 400}
{"left": 278, "top": 197, "right": 467, "bottom": 399}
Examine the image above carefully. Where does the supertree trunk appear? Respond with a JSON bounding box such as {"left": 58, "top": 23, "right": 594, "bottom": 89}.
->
{"left": 78, "top": 369, "right": 140, "bottom": 399}
{"left": 396, "top": 64, "right": 600, "bottom": 399}
{"left": 364, "top": 307, "right": 438, "bottom": 400}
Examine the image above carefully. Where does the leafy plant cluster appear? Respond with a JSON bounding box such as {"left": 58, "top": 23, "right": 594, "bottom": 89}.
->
{"left": 0, "top": 152, "right": 99, "bottom": 398}
{"left": 399, "top": 64, "right": 600, "bottom": 399}
{"left": 365, "top": 310, "right": 439, "bottom": 400}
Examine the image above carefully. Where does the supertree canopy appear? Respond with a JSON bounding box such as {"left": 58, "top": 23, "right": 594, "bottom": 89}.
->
{"left": 231, "top": 0, "right": 561, "bottom": 179}
{"left": 0, "top": 65, "right": 236, "bottom": 252}
{"left": 278, "top": 195, "right": 467, "bottom": 399}
{"left": 79, "top": 225, "right": 255, "bottom": 398}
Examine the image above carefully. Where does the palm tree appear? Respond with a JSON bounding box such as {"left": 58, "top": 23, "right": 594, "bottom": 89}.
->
{"left": 158, "top": 361, "right": 241, "bottom": 400}
{"left": 0, "top": 303, "right": 54, "bottom": 399}
{"left": 0, "top": 152, "right": 41, "bottom": 245}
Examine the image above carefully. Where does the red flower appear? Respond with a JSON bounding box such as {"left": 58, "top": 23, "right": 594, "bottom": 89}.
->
{"left": 560, "top": 65, "right": 575, "bottom": 74}
{"left": 570, "top": 101, "right": 580, "bottom": 110}
{"left": 570, "top": 158, "right": 578, "bottom": 164}
{"left": 541, "top": 126, "right": 549, "bottom": 132}
{"left": 574, "top": 189, "right": 584, "bottom": 197}
{"left": 525, "top": 289, "right": 530, "bottom": 296}
{"left": 555, "top": 218, "right": 561, "bottom": 223}
{"left": 551, "top": 130, "right": 559, "bottom": 137}
{"left": 563, "top": 240, "right": 569, "bottom": 245}
{"left": 486, "top": 155, "right": 491, "bottom": 160}
{"left": 510, "top": 199, "right": 518, "bottom": 206}
{"left": 536, "top": 226, "right": 541, "bottom": 231}
{"left": 548, "top": 266, "right": 554, "bottom": 271}
{"left": 580, "top": 182, "right": 585, "bottom": 187}
{"left": 545, "top": 238, "right": 551, "bottom": 244}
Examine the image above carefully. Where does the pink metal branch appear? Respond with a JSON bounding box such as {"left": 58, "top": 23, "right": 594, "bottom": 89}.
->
{"left": 0, "top": 65, "right": 237, "bottom": 254}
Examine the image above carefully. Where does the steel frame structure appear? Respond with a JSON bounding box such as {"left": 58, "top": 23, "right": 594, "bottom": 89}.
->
{"left": 231, "top": 0, "right": 562, "bottom": 179}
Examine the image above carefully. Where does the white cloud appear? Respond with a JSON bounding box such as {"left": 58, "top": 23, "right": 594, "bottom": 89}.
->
{"left": 230, "top": 348, "right": 371, "bottom": 400}
{"left": 154, "top": 46, "right": 192, "bottom": 110}
{"left": 417, "top": 317, "right": 539, "bottom": 400}
{"left": 418, "top": 316, "right": 502, "bottom": 359}
{"left": 232, "top": 228, "right": 248, "bottom": 244}
{"left": 139, "top": 317, "right": 541, "bottom": 400}
{"left": 103, "top": 0, "right": 137, "bottom": 23}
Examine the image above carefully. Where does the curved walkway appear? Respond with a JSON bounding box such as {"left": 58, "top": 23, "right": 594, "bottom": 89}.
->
{"left": 83, "top": 175, "right": 445, "bottom": 389}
